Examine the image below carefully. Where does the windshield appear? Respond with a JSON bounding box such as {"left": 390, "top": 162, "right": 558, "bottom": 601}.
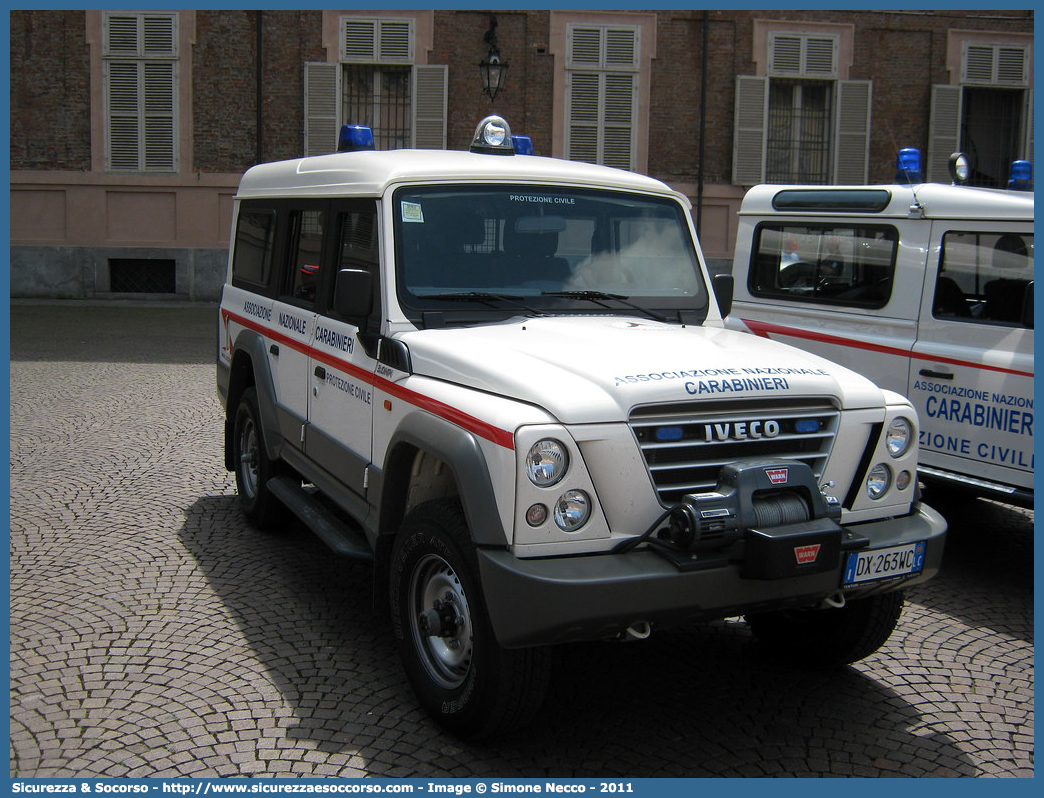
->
{"left": 394, "top": 185, "right": 707, "bottom": 320}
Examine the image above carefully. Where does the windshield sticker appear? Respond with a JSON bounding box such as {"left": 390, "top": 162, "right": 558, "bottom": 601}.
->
{"left": 401, "top": 201, "right": 424, "bottom": 223}
{"left": 509, "top": 194, "right": 576, "bottom": 205}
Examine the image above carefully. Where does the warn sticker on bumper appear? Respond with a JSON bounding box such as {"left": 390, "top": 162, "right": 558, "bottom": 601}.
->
{"left": 765, "top": 467, "right": 789, "bottom": 484}
{"left": 794, "top": 544, "right": 821, "bottom": 565}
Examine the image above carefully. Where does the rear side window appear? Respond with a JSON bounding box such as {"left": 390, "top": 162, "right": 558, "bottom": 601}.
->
{"left": 749, "top": 223, "right": 898, "bottom": 309}
{"left": 231, "top": 208, "right": 276, "bottom": 288}
{"left": 284, "top": 209, "right": 326, "bottom": 306}
{"left": 935, "top": 231, "right": 1034, "bottom": 326}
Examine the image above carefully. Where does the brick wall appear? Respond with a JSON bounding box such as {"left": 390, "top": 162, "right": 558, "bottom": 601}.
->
{"left": 193, "top": 11, "right": 258, "bottom": 173}
{"left": 10, "top": 9, "right": 1032, "bottom": 180}
{"left": 10, "top": 11, "right": 92, "bottom": 171}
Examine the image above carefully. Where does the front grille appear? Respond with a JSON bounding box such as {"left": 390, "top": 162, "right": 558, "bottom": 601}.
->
{"left": 631, "top": 400, "right": 839, "bottom": 503}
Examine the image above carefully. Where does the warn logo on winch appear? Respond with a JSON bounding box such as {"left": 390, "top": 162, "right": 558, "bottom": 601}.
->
{"left": 794, "top": 544, "right": 821, "bottom": 564}
{"left": 765, "top": 467, "right": 789, "bottom": 484}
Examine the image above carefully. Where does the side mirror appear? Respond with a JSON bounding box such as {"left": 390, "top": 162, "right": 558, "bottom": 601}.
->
{"left": 1021, "top": 280, "right": 1033, "bottom": 329}
{"left": 333, "top": 268, "right": 373, "bottom": 320}
{"left": 712, "top": 273, "right": 734, "bottom": 319}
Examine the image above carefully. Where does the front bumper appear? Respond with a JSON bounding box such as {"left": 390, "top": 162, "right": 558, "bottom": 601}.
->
{"left": 478, "top": 502, "right": 946, "bottom": 648}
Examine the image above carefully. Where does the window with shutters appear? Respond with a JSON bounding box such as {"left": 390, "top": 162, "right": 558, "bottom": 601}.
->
{"left": 341, "top": 18, "right": 412, "bottom": 151}
{"left": 102, "top": 12, "right": 178, "bottom": 172}
{"left": 343, "top": 65, "right": 412, "bottom": 150}
{"left": 734, "top": 29, "right": 869, "bottom": 186}
{"left": 766, "top": 80, "right": 832, "bottom": 183}
{"left": 305, "top": 16, "right": 446, "bottom": 155}
{"left": 765, "top": 33, "right": 837, "bottom": 184}
{"left": 927, "top": 42, "right": 1030, "bottom": 188}
{"left": 565, "top": 24, "right": 639, "bottom": 171}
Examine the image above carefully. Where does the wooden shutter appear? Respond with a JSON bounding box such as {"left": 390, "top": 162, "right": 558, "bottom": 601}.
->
{"left": 603, "top": 73, "right": 636, "bottom": 170}
{"left": 342, "top": 19, "right": 377, "bottom": 61}
{"left": 106, "top": 61, "right": 141, "bottom": 170}
{"left": 341, "top": 17, "right": 412, "bottom": 63}
{"left": 565, "top": 24, "right": 638, "bottom": 170}
{"left": 768, "top": 32, "right": 837, "bottom": 78}
{"left": 378, "top": 20, "right": 412, "bottom": 62}
{"left": 962, "top": 43, "right": 1028, "bottom": 87}
{"left": 105, "top": 15, "right": 139, "bottom": 55}
{"left": 103, "top": 12, "right": 177, "bottom": 172}
{"left": 834, "top": 80, "right": 871, "bottom": 184}
{"left": 566, "top": 72, "right": 600, "bottom": 164}
{"left": 142, "top": 61, "right": 176, "bottom": 170}
{"left": 304, "top": 62, "right": 339, "bottom": 156}
{"left": 733, "top": 76, "right": 767, "bottom": 185}
{"left": 412, "top": 65, "right": 447, "bottom": 149}
{"left": 927, "top": 84, "right": 962, "bottom": 183}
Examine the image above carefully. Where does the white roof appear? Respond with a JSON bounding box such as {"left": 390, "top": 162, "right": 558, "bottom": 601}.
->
{"left": 739, "top": 182, "right": 1033, "bottom": 222}
{"left": 235, "top": 148, "right": 688, "bottom": 205}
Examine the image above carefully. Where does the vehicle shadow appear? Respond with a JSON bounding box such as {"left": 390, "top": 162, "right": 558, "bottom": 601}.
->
{"left": 909, "top": 493, "right": 1033, "bottom": 645}
{"left": 180, "top": 494, "right": 981, "bottom": 777}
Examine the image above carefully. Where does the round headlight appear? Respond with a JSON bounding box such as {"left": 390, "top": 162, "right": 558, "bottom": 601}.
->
{"left": 554, "top": 490, "right": 591, "bottom": 531}
{"left": 885, "top": 417, "right": 913, "bottom": 458}
{"left": 525, "top": 439, "right": 568, "bottom": 487}
{"left": 866, "top": 464, "right": 892, "bottom": 500}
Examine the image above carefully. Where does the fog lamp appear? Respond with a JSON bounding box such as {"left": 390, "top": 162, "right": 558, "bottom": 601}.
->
{"left": 554, "top": 490, "right": 591, "bottom": 531}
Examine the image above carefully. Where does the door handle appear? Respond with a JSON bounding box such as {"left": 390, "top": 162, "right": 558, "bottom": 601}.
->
{"left": 918, "top": 368, "right": 953, "bottom": 380}
{"left": 269, "top": 344, "right": 279, "bottom": 356}
{"left": 314, "top": 366, "right": 326, "bottom": 379}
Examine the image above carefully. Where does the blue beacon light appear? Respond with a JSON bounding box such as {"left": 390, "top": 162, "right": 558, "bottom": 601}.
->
{"left": 1008, "top": 160, "right": 1033, "bottom": 191}
{"left": 337, "top": 124, "right": 375, "bottom": 153}
{"left": 895, "top": 148, "right": 922, "bottom": 184}
{"left": 511, "top": 135, "right": 534, "bottom": 155}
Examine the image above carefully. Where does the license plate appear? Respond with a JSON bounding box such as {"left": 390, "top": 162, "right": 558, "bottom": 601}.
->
{"left": 843, "top": 541, "right": 926, "bottom": 586}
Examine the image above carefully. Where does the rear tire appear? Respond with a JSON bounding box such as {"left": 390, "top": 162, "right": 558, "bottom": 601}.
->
{"left": 745, "top": 591, "right": 904, "bottom": 667}
{"left": 390, "top": 498, "right": 551, "bottom": 739}
{"left": 232, "top": 386, "right": 287, "bottom": 529}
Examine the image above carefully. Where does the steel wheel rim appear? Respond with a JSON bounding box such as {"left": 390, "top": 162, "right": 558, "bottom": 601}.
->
{"left": 238, "top": 417, "right": 259, "bottom": 498}
{"left": 409, "top": 553, "right": 474, "bottom": 689}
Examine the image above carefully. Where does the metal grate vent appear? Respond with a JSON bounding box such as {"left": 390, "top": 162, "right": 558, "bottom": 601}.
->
{"left": 109, "top": 258, "right": 176, "bottom": 294}
{"left": 630, "top": 400, "right": 839, "bottom": 503}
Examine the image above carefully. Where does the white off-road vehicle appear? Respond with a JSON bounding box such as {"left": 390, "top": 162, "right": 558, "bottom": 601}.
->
{"left": 217, "top": 117, "right": 946, "bottom": 738}
{"left": 728, "top": 152, "right": 1033, "bottom": 508}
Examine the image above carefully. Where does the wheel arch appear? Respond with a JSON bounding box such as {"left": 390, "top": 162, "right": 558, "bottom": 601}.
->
{"left": 223, "top": 330, "right": 282, "bottom": 471}
{"left": 377, "top": 411, "right": 508, "bottom": 548}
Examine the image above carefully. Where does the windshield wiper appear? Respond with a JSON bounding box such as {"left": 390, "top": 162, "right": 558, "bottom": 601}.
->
{"left": 541, "top": 290, "right": 668, "bottom": 322}
{"left": 422, "top": 292, "right": 543, "bottom": 315}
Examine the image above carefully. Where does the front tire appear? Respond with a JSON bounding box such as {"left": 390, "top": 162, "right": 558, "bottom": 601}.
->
{"left": 232, "top": 386, "right": 287, "bottom": 529}
{"left": 745, "top": 591, "right": 905, "bottom": 667}
{"left": 390, "top": 498, "right": 551, "bottom": 739}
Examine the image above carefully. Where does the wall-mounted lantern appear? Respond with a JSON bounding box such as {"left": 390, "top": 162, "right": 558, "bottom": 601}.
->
{"left": 479, "top": 15, "right": 508, "bottom": 101}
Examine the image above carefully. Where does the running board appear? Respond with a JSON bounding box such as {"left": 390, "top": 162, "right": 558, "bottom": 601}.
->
{"left": 918, "top": 466, "right": 1032, "bottom": 509}
{"left": 267, "top": 475, "right": 374, "bottom": 560}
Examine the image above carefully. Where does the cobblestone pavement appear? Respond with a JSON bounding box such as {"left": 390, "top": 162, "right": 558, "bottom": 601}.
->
{"left": 9, "top": 301, "right": 1034, "bottom": 778}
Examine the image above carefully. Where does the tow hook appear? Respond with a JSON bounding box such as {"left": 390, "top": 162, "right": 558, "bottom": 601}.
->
{"left": 818, "top": 591, "right": 846, "bottom": 610}
{"left": 418, "top": 597, "right": 462, "bottom": 638}
{"left": 621, "top": 621, "right": 652, "bottom": 642}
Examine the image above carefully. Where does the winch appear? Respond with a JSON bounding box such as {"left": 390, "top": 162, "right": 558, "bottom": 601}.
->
{"left": 651, "top": 459, "right": 863, "bottom": 578}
